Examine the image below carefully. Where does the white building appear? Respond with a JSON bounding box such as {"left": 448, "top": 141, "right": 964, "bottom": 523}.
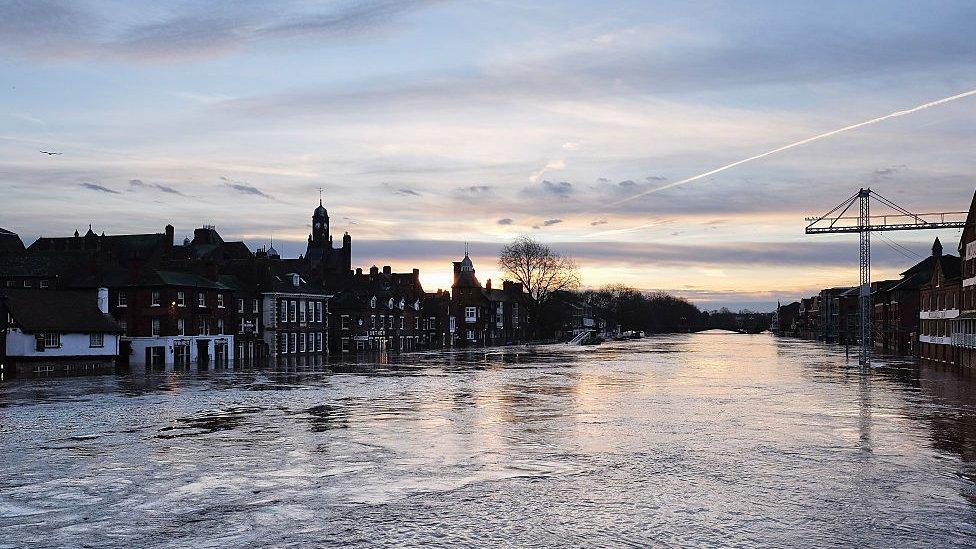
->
{"left": 1, "top": 287, "right": 122, "bottom": 375}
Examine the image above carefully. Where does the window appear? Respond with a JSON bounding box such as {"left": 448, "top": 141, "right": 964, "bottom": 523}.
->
{"left": 198, "top": 319, "right": 207, "bottom": 335}
{"left": 44, "top": 332, "right": 61, "bottom": 348}
{"left": 252, "top": 299, "right": 259, "bottom": 313}
{"left": 118, "top": 291, "right": 128, "bottom": 307}
{"left": 177, "top": 319, "right": 185, "bottom": 335}
{"left": 513, "top": 303, "right": 519, "bottom": 327}
{"left": 289, "top": 333, "right": 297, "bottom": 353}
{"left": 416, "top": 317, "right": 420, "bottom": 330}
{"left": 399, "top": 316, "right": 404, "bottom": 329}
{"left": 239, "top": 319, "right": 245, "bottom": 334}
{"left": 341, "top": 315, "right": 350, "bottom": 330}
{"left": 388, "top": 316, "right": 394, "bottom": 329}
{"left": 90, "top": 333, "right": 104, "bottom": 348}
{"left": 151, "top": 318, "right": 161, "bottom": 337}
{"left": 465, "top": 307, "right": 477, "bottom": 322}
{"left": 316, "top": 301, "right": 323, "bottom": 322}
{"left": 217, "top": 294, "right": 225, "bottom": 308}
{"left": 237, "top": 298, "right": 244, "bottom": 312}
{"left": 316, "top": 332, "right": 323, "bottom": 351}
{"left": 177, "top": 291, "right": 185, "bottom": 307}
{"left": 23, "top": 280, "right": 32, "bottom": 288}
{"left": 279, "top": 332, "right": 288, "bottom": 354}
{"left": 119, "top": 320, "right": 127, "bottom": 336}
{"left": 40, "top": 280, "right": 49, "bottom": 288}
{"left": 198, "top": 292, "right": 205, "bottom": 307}
{"left": 307, "top": 332, "right": 314, "bottom": 351}
{"left": 280, "top": 300, "right": 287, "bottom": 320}
{"left": 151, "top": 290, "right": 161, "bottom": 306}
{"left": 300, "top": 301, "right": 306, "bottom": 323}
{"left": 467, "top": 330, "right": 475, "bottom": 341}
{"left": 371, "top": 315, "right": 377, "bottom": 329}
{"left": 300, "top": 333, "right": 306, "bottom": 352}
{"left": 289, "top": 300, "right": 297, "bottom": 322}
{"left": 307, "top": 301, "right": 314, "bottom": 322}
{"left": 217, "top": 319, "right": 224, "bottom": 334}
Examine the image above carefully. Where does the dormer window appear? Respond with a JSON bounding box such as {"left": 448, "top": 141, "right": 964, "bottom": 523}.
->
{"left": 370, "top": 296, "right": 377, "bottom": 309}
{"left": 398, "top": 299, "right": 405, "bottom": 310}
{"left": 388, "top": 298, "right": 394, "bottom": 309}
{"left": 177, "top": 291, "right": 185, "bottom": 307}
{"left": 414, "top": 300, "right": 420, "bottom": 311}
{"left": 291, "top": 273, "right": 300, "bottom": 287}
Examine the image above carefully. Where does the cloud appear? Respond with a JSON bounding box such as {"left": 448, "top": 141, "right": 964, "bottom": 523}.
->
{"left": 221, "top": 177, "right": 274, "bottom": 199}
{"left": 540, "top": 180, "right": 573, "bottom": 197}
{"left": 0, "top": 0, "right": 442, "bottom": 63}
{"left": 542, "top": 218, "right": 563, "bottom": 226}
{"left": 590, "top": 220, "right": 608, "bottom": 226}
{"left": 454, "top": 185, "right": 492, "bottom": 195}
{"left": 562, "top": 142, "right": 579, "bottom": 150}
{"left": 80, "top": 182, "right": 120, "bottom": 194}
{"left": 617, "top": 180, "right": 638, "bottom": 188}
{"left": 497, "top": 218, "right": 514, "bottom": 225}
{"left": 872, "top": 165, "right": 908, "bottom": 182}
{"left": 646, "top": 175, "right": 668, "bottom": 182}
{"left": 529, "top": 159, "right": 565, "bottom": 183}
{"left": 394, "top": 187, "right": 421, "bottom": 197}
{"left": 348, "top": 238, "right": 929, "bottom": 270}
{"left": 129, "top": 179, "right": 187, "bottom": 196}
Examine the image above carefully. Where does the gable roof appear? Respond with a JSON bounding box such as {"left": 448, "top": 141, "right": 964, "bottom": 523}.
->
{"left": 0, "top": 227, "right": 25, "bottom": 255}
{"left": 1, "top": 289, "right": 121, "bottom": 333}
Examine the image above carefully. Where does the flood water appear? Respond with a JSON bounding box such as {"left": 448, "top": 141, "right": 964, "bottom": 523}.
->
{"left": 4, "top": 332, "right": 976, "bottom": 547}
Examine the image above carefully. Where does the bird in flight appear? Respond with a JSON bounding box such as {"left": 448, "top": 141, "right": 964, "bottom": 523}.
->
{"left": 39, "top": 150, "right": 62, "bottom": 156}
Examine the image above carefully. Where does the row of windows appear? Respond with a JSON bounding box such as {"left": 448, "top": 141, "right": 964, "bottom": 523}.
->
{"left": 37, "top": 333, "right": 104, "bottom": 349}
{"left": 277, "top": 332, "right": 325, "bottom": 354}
{"left": 149, "top": 318, "right": 226, "bottom": 337}
{"left": 237, "top": 298, "right": 260, "bottom": 313}
{"left": 5, "top": 279, "right": 50, "bottom": 288}
{"left": 339, "top": 315, "right": 440, "bottom": 331}
{"left": 121, "top": 290, "right": 226, "bottom": 309}
{"left": 278, "top": 299, "right": 325, "bottom": 323}
{"left": 922, "top": 291, "right": 959, "bottom": 312}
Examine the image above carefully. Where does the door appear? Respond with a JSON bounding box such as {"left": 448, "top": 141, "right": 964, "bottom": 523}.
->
{"left": 197, "top": 340, "right": 210, "bottom": 368}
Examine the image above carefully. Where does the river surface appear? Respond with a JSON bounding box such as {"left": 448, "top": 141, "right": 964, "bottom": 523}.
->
{"left": 4, "top": 332, "right": 976, "bottom": 547}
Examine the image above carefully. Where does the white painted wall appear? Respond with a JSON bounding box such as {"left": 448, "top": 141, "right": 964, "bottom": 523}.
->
{"left": 126, "top": 335, "right": 235, "bottom": 366}
{"left": 5, "top": 328, "right": 120, "bottom": 358}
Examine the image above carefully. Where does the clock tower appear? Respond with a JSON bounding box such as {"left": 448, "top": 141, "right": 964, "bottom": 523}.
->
{"left": 311, "top": 197, "right": 330, "bottom": 245}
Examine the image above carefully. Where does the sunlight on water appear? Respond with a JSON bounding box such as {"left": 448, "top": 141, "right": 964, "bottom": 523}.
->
{"left": 3, "top": 332, "right": 976, "bottom": 547}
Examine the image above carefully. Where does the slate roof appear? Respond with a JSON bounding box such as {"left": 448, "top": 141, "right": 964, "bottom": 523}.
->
{"left": 74, "top": 268, "right": 232, "bottom": 289}
{"left": 1, "top": 289, "right": 121, "bottom": 333}
{"left": 0, "top": 251, "right": 88, "bottom": 278}
{"left": 0, "top": 227, "right": 25, "bottom": 255}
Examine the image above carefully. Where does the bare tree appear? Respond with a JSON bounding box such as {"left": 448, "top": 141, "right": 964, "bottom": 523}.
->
{"left": 498, "top": 236, "right": 580, "bottom": 308}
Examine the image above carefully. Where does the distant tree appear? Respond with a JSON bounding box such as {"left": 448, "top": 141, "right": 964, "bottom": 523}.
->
{"left": 499, "top": 236, "right": 580, "bottom": 338}
{"left": 499, "top": 236, "right": 580, "bottom": 308}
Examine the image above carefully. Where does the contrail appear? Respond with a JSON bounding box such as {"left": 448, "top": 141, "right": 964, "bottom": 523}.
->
{"left": 608, "top": 87, "right": 976, "bottom": 214}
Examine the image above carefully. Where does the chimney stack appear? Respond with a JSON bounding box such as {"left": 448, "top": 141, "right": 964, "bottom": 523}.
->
{"left": 165, "top": 224, "right": 175, "bottom": 248}
{"left": 383, "top": 265, "right": 392, "bottom": 275}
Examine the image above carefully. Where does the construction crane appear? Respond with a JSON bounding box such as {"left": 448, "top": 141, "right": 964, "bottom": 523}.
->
{"left": 804, "top": 188, "right": 968, "bottom": 366}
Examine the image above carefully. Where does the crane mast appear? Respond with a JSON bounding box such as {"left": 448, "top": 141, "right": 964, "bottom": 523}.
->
{"left": 805, "top": 188, "right": 967, "bottom": 367}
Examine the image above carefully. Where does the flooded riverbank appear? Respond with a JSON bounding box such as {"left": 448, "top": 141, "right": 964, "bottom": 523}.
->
{"left": 3, "top": 332, "right": 976, "bottom": 547}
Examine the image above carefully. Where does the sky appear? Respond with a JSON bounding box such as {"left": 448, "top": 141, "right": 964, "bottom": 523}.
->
{"left": 1, "top": 0, "right": 975, "bottom": 311}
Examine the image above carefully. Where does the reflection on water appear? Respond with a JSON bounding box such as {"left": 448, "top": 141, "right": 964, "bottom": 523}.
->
{"left": 3, "top": 333, "right": 976, "bottom": 546}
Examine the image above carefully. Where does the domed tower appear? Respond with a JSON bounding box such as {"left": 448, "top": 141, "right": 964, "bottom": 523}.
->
{"left": 311, "top": 198, "right": 330, "bottom": 246}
